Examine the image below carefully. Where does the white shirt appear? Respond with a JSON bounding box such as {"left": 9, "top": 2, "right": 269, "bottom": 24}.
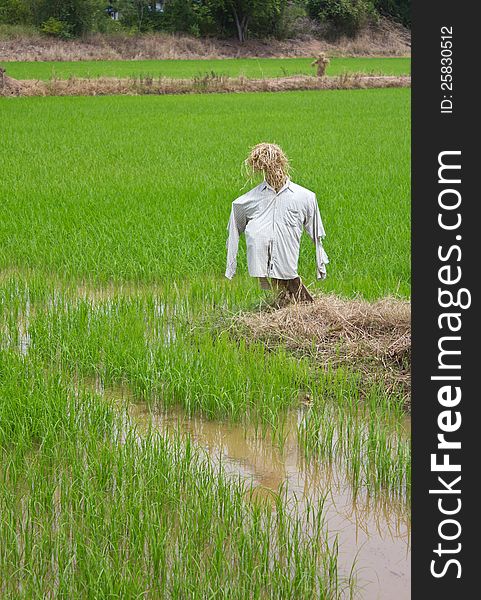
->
{"left": 225, "top": 178, "right": 329, "bottom": 280}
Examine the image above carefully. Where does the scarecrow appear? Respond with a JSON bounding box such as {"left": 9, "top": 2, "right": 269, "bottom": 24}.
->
{"left": 0, "top": 67, "right": 23, "bottom": 96}
{"left": 225, "top": 143, "right": 329, "bottom": 303}
{"left": 311, "top": 53, "right": 330, "bottom": 77}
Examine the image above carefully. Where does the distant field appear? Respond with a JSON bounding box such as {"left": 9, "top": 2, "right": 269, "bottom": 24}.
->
{"left": 3, "top": 56, "right": 411, "bottom": 81}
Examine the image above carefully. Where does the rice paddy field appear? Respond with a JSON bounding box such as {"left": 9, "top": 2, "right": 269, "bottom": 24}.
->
{"left": 0, "top": 86, "right": 410, "bottom": 598}
{"left": 2, "top": 56, "right": 410, "bottom": 81}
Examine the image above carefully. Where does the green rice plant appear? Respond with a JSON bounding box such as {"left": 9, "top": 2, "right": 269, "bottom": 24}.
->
{"left": 298, "top": 378, "right": 410, "bottom": 506}
{"left": 0, "top": 85, "right": 410, "bottom": 597}
{"left": 1, "top": 281, "right": 410, "bottom": 505}
{"left": 0, "top": 89, "right": 410, "bottom": 298}
{"left": 1, "top": 57, "right": 411, "bottom": 82}
{"left": 0, "top": 350, "right": 350, "bottom": 598}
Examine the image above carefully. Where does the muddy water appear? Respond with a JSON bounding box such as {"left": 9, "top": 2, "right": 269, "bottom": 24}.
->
{"left": 97, "top": 382, "right": 410, "bottom": 600}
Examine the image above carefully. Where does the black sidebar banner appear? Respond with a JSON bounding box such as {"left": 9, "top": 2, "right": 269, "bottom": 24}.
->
{"left": 412, "top": 2, "right": 478, "bottom": 598}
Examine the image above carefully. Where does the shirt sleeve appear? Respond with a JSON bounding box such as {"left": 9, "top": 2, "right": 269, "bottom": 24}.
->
{"left": 304, "top": 194, "right": 329, "bottom": 280}
{"left": 225, "top": 202, "right": 247, "bottom": 279}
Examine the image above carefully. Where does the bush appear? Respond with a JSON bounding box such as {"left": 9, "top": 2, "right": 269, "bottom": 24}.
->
{"left": 33, "top": 0, "right": 105, "bottom": 37}
{"left": 250, "top": 0, "right": 311, "bottom": 40}
{"left": 374, "top": 0, "right": 410, "bottom": 27}
{"left": 307, "top": 0, "right": 376, "bottom": 36}
{"left": 40, "top": 16, "right": 71, "bottom": 39}
{"left": 161, "top": 0, "right": 196, "bottom": 35}
{"left": 0, "top": 0, "right": 31, "bottom": 25}
{"left": 275, "top": 2, "right": 310, "bottom": 39}
{"left": 95, "top": 14, "right": 125, "bottom": 34}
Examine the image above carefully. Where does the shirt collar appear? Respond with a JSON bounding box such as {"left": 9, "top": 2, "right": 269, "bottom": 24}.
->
{"left": 261, "top": 178, "right": 293, "bottom": 194}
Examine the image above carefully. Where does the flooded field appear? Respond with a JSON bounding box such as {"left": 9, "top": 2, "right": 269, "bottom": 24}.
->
{"left": 96, "top": 380, "right": 410, "bottom": 599}
{"left": 1, "top": 272, "right": 411, "bottom": 598}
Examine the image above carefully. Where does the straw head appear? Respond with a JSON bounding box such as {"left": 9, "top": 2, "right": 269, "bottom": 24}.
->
{"left": 245, "top": 142, "right": 290, "bottom": 192}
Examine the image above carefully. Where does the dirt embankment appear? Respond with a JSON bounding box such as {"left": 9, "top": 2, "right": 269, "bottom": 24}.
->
{"left": 0, "top": 20, "right": 410, "bottom": 62}
{"left": 1, "top": 73, "right": 410, "bottom": 97}
{"left": 237, "top": 294, "right": 411, "bottom": 404}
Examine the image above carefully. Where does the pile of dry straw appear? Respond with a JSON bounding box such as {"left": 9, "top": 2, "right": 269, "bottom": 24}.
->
{"left": 237, "top": 293, "right": 411, "bottom": 402}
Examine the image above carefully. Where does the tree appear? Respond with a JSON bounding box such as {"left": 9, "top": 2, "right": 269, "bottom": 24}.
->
{"left": 228, "top": 0, "right": 251, "bottom": 42}
{"left": 162, "top": 0, "right": 197, "bottom": 34}
{"left": 116, "top": 0, "right": 153, "bottom": 31}
{"left": 27, "top": 0, "right": 105, "bottom": 36}
{"left": 250, "top": 0, "right": 291, "bottom": 39}
{"left": 374, "top": 0, "right": 409, "bottom": 27}
{"left": 0, "top": 0, "right": 411, "bottom": 38}
{"left": 0, "top": 0, "right": 32, "bottom": 25}
{"left": 205, "top": 0, "right": 285, "bottom": 42}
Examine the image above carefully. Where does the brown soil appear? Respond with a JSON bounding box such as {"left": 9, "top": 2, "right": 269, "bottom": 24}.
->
{"left": 236, "top": 294, "right": 411, "bottom": 404}
{"left": 0, "top": 20, "right": 410, "bottom": 62}
{"left": 1, "top": 73, "right": 410, "bottom": 97}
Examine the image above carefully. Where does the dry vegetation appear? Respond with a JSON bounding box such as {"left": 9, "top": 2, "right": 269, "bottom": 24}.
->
{"left": 0, "top": 19, "right": 410, "bottom": 62}
{"left": 1, "top": 72, "right": 410, "bottom": 97}
{"left": 237, "top": 294, "right": 411, "bottom": 403}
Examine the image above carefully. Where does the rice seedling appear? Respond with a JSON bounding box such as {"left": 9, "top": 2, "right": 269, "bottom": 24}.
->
{"left": 1, "top": 57, "right": 411, "bottom": 82}
{"left": 0, "top": 89, "right": 410, "bottom": 298}
{"left": 1, "top": 279, "right": 410, "bottom": 505}
{"left": 0, "top": 350, "right": 349, "bottom": 598}
{"left": 0, "top": 86, "right": 410, "bottom": 597}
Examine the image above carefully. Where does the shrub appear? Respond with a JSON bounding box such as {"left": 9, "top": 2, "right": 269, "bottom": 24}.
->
{"left": 307, "top": 0, "right": 377, "bottom": 36}
{"left": 95, "top": 14, "right": 125, "bottom": 34}
{"left": 0, "top": 0, "right": 32, "bottom": 26}
{"left": 40, "top": 16, "right": 71, "bottom": 39}
{"left": 374, "top": 0, "right": 410, "bottom": 27}
{"left": 274, "top": 2, "right": 310, "bottom": 39}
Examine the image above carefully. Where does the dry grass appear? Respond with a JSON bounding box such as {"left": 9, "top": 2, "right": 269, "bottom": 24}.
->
{"left": 1, "top": 73, "right": 410, "bottom": 97}
{"left": 0, "top": 21, "right": 410, "bottom": 62}
{"left": 236, "top": 293, "right": 411, "bottom": 403}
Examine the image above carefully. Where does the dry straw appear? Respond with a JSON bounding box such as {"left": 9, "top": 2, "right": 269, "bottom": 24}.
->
{"left": 245, "top": 142, "right": 290, "bottom": 192}
{"left": 1, "top": 74, "right": 411, "bottom": 98}
{"left": 236, "top": 294, "right": 411, "bottom": 403}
